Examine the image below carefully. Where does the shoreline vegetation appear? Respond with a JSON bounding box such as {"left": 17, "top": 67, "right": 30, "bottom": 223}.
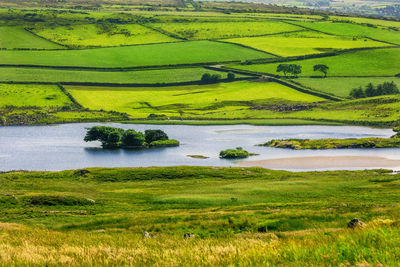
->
{"left": 263, "top": 128, "right": 400, "bottom": 149}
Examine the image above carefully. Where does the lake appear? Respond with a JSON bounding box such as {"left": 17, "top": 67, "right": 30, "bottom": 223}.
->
{"left": 0, "top": 123, "right": 399, "bottom": 172}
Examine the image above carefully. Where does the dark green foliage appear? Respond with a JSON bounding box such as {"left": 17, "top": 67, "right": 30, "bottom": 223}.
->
{"left": 84, "top": 126, "right": 177, "bottom": 149}
{"left": 201, "top": 73, "right": 222, "bottom": 83}
{"left": 144, "top": 129, "right": 168, "bottom": 144}
{"left": 227, "top": 72, "right": 235, "bottom": 81}
{"left": 24, "top": 195, "right": 94, "bottom": 206}
{"left": 219, "top": 147, "right": 249, "bottom": 159}
{"left": 350, "top": 81, "right": 399, "bottom": 99}
{"left": 121, "top": 129, "right": 145, "bottom": 147}
{"left": 276, "top": 64, "right": 302, "bottom": 77}
{"left": 313, "top": 64, "right": 329, "bottom": 77}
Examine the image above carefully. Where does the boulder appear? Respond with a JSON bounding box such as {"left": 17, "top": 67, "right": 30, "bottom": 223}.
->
{"left": 143, "top": 231, "right": 156, "bottom": 238}
{"left": 184, "top": 233, "right": 195, "bottom": 239}
{"left": 74, "top": 169, "right": 90, "bottom": 176}
{"left": 347, "top": 218, "right": 365, "bottom": 229}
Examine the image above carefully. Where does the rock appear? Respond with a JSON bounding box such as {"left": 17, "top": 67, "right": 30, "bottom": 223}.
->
{"left": 143, "top": 231, "right": 156, "bottom": 239}
{"left": 86, "top": 198, "right": 96, "bottom": 204}
{"left": 95, "top": 229, "right": 105, "bottom": 233}
{"left": 74, "top": 169, "right": 90, "bottom": 176}
{"left": 258, "top": 226, "right": 267, "bottom": 233}
{"left": 347, "top": 218, "right": 365, "bottom": 229}
{"left": 184, "top": 233, "right": 195, "bottom": 239}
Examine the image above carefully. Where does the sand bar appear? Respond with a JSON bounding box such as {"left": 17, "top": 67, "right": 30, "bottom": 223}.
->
{"left": 237, "top": 156, "right": 400, "bottom": 169}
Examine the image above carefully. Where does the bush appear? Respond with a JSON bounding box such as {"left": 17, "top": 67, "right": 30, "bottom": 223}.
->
{"left": 145, "top": 129, "right": 168, "bottom": 144}
{"left": 122, "top": 129, "right": 145, "bottom": 147}
{"left": 219, "top": 147, "right": 249, "bottom": 159}
{"left": 227, "top": 72, "right": 235, "bottom": 81}
{"left": 201, "top": 73, "right": 221, "bottom": 84}
{"left": 150, "top": 139, "right": 180, "bottom": 147}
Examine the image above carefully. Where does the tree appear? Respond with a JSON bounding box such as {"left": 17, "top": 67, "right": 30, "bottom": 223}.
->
{"left": 227, "top": 72, "right": 235, "bottom": 81}
{"left": 276, "top": 64, "right": 290, "bottom": 77}
{"left": 145, "top": 129, "right": 168, "bottom": 144}
{"left": 350, "top": 87, "right": 365, "bottom": 99}
{"left": 84, "top": 126, "right": 124, "bottom": 148}
{"left": 289, "top": 64, "right": 302, "bottom": 77}
{"left": 365, "top": 83, "right": 376, "bottom": 97}
{"left": 313, "top": 64, "right": 329, "bottom": 77}
{"left": 121, "top": 129, "right": 145, "bottom": 147}
{"left": 201, "top": 73, "right": 221, "bottom": 84}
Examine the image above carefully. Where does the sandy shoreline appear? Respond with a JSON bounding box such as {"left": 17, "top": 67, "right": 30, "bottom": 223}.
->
{"left": 237, "top": 156, "right": 400, "bottom": 169}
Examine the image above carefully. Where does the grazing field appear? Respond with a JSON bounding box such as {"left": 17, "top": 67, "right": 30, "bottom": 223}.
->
{"left": 225, "top": 30, "right": 390, "bottom": 57}
{"left": 0, "top": 84, "right": 72, "bottom": 108}
{"left": 0, "top": 167, "right": 399, "bottom": 265}
{"left": 0, "top": 26, "right": 64, "bottom": 50}
{"left": 233, "top": 48, "right": 400, "bottom": 77}
{"left": 291, "top": 21, "right": 400, "bottom": 45}
{"left": 32, "top": 24, "right": 177, "bottom": 48}
{"left": 150, "top": 21, "right": 302, "bottom": 40}
{"left": 0, "top": 41, "right": 271, "bottom": 68}
{"left": 295, "top": 77, "right": 400, "bottom": 98}
{"left": 0, "top": 67, "right": 233, "bottom": 84}
{"left": 66, "top": 81, "right": 324, "bottom": 117}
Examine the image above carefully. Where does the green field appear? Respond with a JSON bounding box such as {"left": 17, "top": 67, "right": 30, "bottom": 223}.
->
{"left": 32, "top": 24, "right": 177, "bottom": 48}
{"left": 233, "top": 48, "right": 400, "bottom": 77}
{"left": 150, "top": 21, "right": 302, "bottom": 40}
{"left": 295, "top": 77, "right": 400, "bottom": 98}
{"left": 0, "top": 167, "right": 399, "bottom": 265}
{"left": 0, "top": 40, "right": 271, "bottom": 67}
{"left": 0, "top": 67, "right": 233, "bottom": 84}
{"left": 66, "top": 81, "right": 324, "bottom": 117}
{"left": 291, "top": 21, "right": 400, "bottom": 45}
{"left": 0, "top": 26, "right": 64, "bottom": 50}
{"left": 226, "top": 30, "right": 390, "bottom": 57}
{"left": 0, "top": 84, "right": 72, "bottom": 108}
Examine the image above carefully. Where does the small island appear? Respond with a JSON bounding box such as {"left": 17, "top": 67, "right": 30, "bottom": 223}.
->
{"left": 220, "top": 147, "right": 251, "bottom": 159}
{"left": 84, "top": 126, "right": 179, "bottom": 149}
{"left": 264, "top": 135, "right": 400, "bottom": 150}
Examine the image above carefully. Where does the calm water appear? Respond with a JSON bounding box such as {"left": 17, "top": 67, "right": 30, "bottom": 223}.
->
{"left": 0, "top": 123, "right": 399, "bottom": 171}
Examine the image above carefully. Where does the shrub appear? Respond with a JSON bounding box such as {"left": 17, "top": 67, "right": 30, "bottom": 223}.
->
{"left": 150, "top": 139, "right": 180, "bottom": 147}
{"left": 219, "top": 147, "right": 249, "bottom": 159}
{"left": 145, "top": 129, "right": 168, "bottom": 144}
{"left": 121, "top": 129, "right": 145, "bottom": 147}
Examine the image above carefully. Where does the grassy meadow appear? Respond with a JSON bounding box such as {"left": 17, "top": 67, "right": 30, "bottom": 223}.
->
{"left": 295, "top": 77, "right": 400, "bottom": 98}
{"left": 66, "top": 81, "right": 324, "bottom": 117}
{"left": 32, "top": 24, "right": 177, "bottom": 48}
{"left": 226, "top": 30, "right": 390, "bottom": 57}
{"left": 0, "top": 40, "right": 271, "bottom": 68}
{"left": 149, "top": 21, "right": 302, "bottom": 40}
{"left": 0, "top": 26, "right": 64, "bottom": 50}
{"left": 0, "top": 167, "right": 399, "bottom": 265}
{"left": 234, "top": 48, "right": 400, "bottom": 77}
{"left": 0, "top": 67, "right": 233, "bottom": 84}
{"left": 0, "top": 84, "right": 72, "bottom": 108}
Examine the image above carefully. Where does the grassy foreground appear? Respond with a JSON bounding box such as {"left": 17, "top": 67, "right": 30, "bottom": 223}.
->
{"left": 0, "top": 167, "right": 399, "bottom": 265}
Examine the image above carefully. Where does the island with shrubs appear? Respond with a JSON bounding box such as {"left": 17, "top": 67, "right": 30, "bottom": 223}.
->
{"left": 264, "top": 128, "right": 400, "bottom": 150}
{"left": 219, "top": 147, "right": 258, "bottom": 159}
{"left": 84, "top": 126, "right": 179, "bottom": 149}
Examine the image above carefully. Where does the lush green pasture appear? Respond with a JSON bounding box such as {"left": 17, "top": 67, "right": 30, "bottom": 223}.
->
{"left": 226, "top": 30, "right": 389, "bottom": 57}
{"left": 33, "top": 24, "right": 177, "bottom": 48}
{"left": 0, "top": 84, "right": 71, "bottom": 108}
{"left": 233, "top": 48, "right": 400, "bottom": 77}
{"left": 330, "top": 16, "right": 400, "bottom": 29}
{"left": 66, "top": 81, "right": 324, "bottom": 117}
{"left": 150, "top": 21, "right": 302, "bottom": 40}
{"left": 0, "top": 167, "right": 399, "bottom": 265}
{"left": 295, "top": 77, "right": 400, "bottom": 98}
{"left": 0, "top": 41, "right": 271, "bottom": 67}
{"left": 292, "top": 21, "right": 400, "bottom": 44}
{"left": 0, "top": 26, "right": 64, "bottom": 49}
{"left": 0, "top": 67, "right": 232, "bottom": 84}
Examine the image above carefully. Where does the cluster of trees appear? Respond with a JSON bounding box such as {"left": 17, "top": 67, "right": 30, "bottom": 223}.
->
{"left": 276, "top": 64, "right": 329, "bottom": 77}
{"left": 349, "top": 82, "right": 399, "bottom": 99}
{"left": 219, "top": 147, "right": 249, "bottom": 159}
{"left": 84, "top": 126, "right": 179, "bottom": 149}
{"left": 201, "top": 72, "right": 235, "bottom": 84}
